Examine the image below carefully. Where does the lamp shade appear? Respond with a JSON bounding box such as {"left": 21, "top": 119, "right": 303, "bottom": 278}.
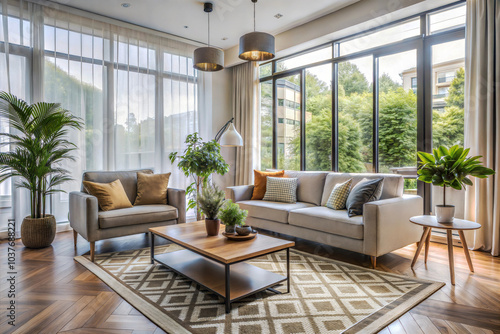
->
{"left": 219, "top": 123, "right": 243, "bottom": 147}
{"left": 238, "top": 31, "right": 275, "bottom": 61}
{"left": 193, "top": 47, "right": 224, "bottom": 72}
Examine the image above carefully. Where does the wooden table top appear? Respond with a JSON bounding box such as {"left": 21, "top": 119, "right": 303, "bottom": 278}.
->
{"left": 410, "top": 215, "right": 481, "bottom": 230}
{"left": 150, "top": 221, "right": 295, "bottom": 264}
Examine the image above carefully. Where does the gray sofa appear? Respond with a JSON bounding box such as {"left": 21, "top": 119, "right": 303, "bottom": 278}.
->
{"left": 226, "top": 171, "right": 423, "bottom": 266}
{"left": 69, "top": 169, "right": 186, "bottom": 261}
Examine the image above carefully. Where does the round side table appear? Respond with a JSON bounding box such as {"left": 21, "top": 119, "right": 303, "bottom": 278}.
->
{"left": 409, "top": 215, "right": 481, "bottom": 285}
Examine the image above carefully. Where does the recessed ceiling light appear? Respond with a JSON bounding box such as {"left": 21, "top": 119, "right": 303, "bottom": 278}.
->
{"left": 121, "top": 3, "right": 131, "bottom": 8}
{"left": 274, "top": 13, "right": 283, "bottom": 19}
{"left": 221, "top": 37, "right": 228, "bottom": 40}
{"left": 184, "top": 26, "right": 189, "bottom": 29}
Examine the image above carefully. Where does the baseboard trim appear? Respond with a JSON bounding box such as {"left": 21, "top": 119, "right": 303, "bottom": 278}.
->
{"left": 0, "top": 222, "right": 73, "bottom": 240}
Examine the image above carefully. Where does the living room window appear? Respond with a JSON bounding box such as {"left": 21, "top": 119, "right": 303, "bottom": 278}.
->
{"left": 258, "top": 1, "right": 466, "bottom": 213}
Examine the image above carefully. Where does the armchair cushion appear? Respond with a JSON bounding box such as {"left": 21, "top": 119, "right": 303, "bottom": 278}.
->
{"left": 83, "top": 179, "right": 133, "bottom": 211}
{"left": 98, "top": 204, "right": 178, "bottom": 229}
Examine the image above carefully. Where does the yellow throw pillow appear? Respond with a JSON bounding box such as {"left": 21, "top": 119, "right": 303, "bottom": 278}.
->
{"left": 134, "top": 172, "right": 171, "bottom": 205}
{"left": 83, "top": 179, "right": 133, "bottom": 211}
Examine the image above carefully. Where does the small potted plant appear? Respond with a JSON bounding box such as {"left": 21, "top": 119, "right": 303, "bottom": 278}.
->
{"left": 197, "top": 183, "right": 226, "bottom": 236}
{"left": 417, "top": 145, "right": 495, "bottom": 223}
{"left": 219, "top": 200, "right": 248, "bottom": 234}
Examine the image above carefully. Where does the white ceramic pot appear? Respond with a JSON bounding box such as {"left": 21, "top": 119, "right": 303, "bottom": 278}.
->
{"left": 435, "top": 205, "right": 455, "bottom": 223}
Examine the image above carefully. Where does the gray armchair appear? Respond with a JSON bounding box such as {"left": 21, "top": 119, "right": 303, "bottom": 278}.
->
{"left": 69, "top": 169, "right": 186, "bottom": 261}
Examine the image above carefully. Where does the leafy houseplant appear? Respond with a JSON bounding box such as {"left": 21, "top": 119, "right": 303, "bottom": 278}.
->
{"left": 417, "top": 145, "right": 495, "bottom": 222}
{"left": 0, "top": 92, "right": 83, "bottom": 248}
{"left": 169, "top": 133, "right": 229, "bottom": 221}
{"left": 197, "top": 183, "right": 226, "bottom": 236}
{"left": 219, "top": 200, "right": 248, "bottom": 234}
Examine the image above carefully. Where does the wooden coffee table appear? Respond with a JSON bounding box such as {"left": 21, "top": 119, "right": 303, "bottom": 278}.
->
{"left": 149, "top": 222, "right": 295, "bottom": 313}
{"left": 409, "top": 215, "right": 481, "bottom": 285}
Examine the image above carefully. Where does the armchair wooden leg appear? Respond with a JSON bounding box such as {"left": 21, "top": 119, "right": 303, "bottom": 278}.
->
{"left": 73, "top": 230, "right": 78, "bottom": 249}
{"left": 370, "top": 256, "right": 377, "bottom": 268}
{"left": 90, "top": 242, "right": 95, "bottom": 262}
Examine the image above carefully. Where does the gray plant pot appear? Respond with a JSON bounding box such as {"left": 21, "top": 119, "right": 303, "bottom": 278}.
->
{"left": 435, "top": 205, "right": 455, "bottom": 223}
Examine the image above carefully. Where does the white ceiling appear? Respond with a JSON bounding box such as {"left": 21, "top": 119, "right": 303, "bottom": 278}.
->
{"left": 49, "top": 0, "right": 359, "bottom": 49}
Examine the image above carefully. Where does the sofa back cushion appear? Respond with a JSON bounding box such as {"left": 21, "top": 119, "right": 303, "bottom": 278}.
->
{"left": 267, "top": 170, "right": 328, "bottom": 205}
{"left": 321, "top": 172, "right": 404, "bottom": 206}
{"left": 82, "top": 169, "right": 154, "bottom": 204}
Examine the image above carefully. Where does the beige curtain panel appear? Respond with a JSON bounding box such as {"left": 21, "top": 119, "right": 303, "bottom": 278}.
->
{"left": 233, "top": 62, "right": 259, "bottom": 186}
{"left": 464, "top": 0, "right": 500, "bottom": 256}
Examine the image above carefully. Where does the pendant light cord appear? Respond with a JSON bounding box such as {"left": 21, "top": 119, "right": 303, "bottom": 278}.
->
{"left": 253, "top": 1, "right": 256, "bottom": 32}
{"left": 208, "top": 11, "right": 210, "bottom": 47}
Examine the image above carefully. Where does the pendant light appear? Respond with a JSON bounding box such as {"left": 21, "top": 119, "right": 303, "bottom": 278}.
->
{"left": 194, "top": 2, "right": 224, "bottom": 72}
{"left": 239, "top": 0, "right": 275, "bottom": 61}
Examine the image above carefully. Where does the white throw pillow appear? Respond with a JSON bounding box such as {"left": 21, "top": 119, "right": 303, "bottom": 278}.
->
{"left": 263, "top": 177, "right": 298, "bottom": 203}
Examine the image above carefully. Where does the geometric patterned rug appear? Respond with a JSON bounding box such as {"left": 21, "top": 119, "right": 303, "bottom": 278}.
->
{"left": 74, "top": 244, "right": 444, "bottom": 334}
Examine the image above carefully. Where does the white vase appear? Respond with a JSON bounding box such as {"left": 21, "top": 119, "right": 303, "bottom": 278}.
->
{"left": 435, "top": 205, "right": 455, "bottom": 223}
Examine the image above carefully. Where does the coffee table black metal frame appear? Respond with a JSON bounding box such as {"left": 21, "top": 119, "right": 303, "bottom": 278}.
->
{"left": 149, "top": 232, "right": 291, "bottom": 313}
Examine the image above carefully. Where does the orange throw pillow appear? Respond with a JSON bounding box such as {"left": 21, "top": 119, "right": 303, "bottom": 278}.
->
{"left": 251, "top": 170, "right": 285, "bottom": 200}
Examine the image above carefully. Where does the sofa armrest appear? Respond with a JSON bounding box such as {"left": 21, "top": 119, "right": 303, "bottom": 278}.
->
{"left": 167, "top": 188, "right": 186, "bottom": 224}
{"left": 225, "top": 185, "right": 254, "bottom": 202}
{"left": 363, "top": 195, "right": 423, "bottom": 257}
{"left": 69, "top": 191, "right": 99, "bottom": 242}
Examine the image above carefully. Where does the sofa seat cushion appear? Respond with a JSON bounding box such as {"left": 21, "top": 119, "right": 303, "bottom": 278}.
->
{"left": 98, "top": 204, "right": 178, "bottom": 229}
{"left": 288, "top": 207, "right": 364, "bottom": 240}
{"left": 237, "top": 200, "right": 315, "bottom": 224}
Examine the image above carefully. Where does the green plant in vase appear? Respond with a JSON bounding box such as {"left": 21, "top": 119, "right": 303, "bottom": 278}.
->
{"left": 417, "top": 145, "right": 495, "bottom": 223}
{"left": 169, "top": 133, "right": 229, "bottom": 220}
{"left": 0, "top": 92, "right": 83, "bottom": 248}
{"left": 219, "top": 200, "right": 248, "bottom": 234}
{"left": 197, "top": 183, "right": 226, "bottom": 236}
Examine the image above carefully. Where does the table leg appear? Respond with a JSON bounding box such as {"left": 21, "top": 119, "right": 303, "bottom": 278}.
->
{"left": 424, "top": 230, "right": 431, "bottom": 264}
{"left": 225, "top": 264, "right": 231, "bottom": 313}
{"left": 446, "top": 230, "right": 455, "bottom": 285}
{"left": 150, "top": 232, "right": 155, "bottom": 264}
{"left": 411, "top": 227, "right": 431, "bottom": 268}
{"left": 286, "top": 248, "right": 290, "bottom": 293}
{"left": 458, "top": 230, "right": 474, "bottom": 272}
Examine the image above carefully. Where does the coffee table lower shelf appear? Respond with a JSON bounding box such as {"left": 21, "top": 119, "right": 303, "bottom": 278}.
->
{"left": 153, "top": 249, "right": 288, "bottom": 312}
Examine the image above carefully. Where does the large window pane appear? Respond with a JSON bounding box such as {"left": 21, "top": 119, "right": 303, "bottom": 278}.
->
{"left": 305, "top": 63, "right": 332, "bottom": 171}
{"left": 431, "top": 39, "right": 465, "bottom": 217}
{"left": 277, "top": 46, "right": 332, "bottom": 73}
{"left": 429, "top": 4, "right": 466, "bottom": 34}
{"left": 339, "top": 20, "right": 419, "bottom": 56}
{"left": 277, "top": 75, "right": 301, "bottom": 170}
{"left": 260, "top": 80, "right": 273, "bottom": 170}
{"left": 337, "top": 56, "right": 373, "bottom": 172}
{"left": 379, "top": 50, "right": 418, "bottom": 193}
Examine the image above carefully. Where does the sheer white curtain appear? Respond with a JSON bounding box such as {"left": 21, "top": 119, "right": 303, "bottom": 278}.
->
{"left": 0, "top": 0, "right": 34, "bottom": 235}
{"left": 0, "top": 0, "right": 202, "bottom": 231}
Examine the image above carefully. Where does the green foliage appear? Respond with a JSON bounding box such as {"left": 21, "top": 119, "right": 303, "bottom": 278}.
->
{"left": 378, "top": 73, "right": 402, "bottom": 93}
{"left": 338, "top": 114, "right": 365, "bottom": 172}
{"left": 0, "top": 92, "right": 84, "bottom": 218}
{"left": 169, "top": 133, "right": 229, "bottom": 219}
{"left": 219, "top": 200, "right": 248, "bottom": 226}
{"left": 379, "top": 88, "right": 418, "bottom": 169}
{"left": 445, "top": 68, "right": 464, "bottom": 109}
{"left": 417, "top": 145, "right": 495, "bottom": 205}
{"left": 338, "top": 62, "right": 370, "bottom": 96}
{"left": 432, "top": 106, "right": 464, "bottom": 147}
{"left": 197, "top": 183, "right": 226, "bottom": 220}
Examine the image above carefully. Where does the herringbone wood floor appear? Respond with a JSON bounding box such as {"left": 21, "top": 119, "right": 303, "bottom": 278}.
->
{"left": 1, "top": 230, "right": 499, "bottom": 334}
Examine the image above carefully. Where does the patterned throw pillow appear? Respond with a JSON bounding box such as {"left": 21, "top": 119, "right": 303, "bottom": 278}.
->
{"left": 262, "top": 177, "right": 298, "bottom": 203}
{"left": 326, "top": 179, "right": 352, "bottom": 210}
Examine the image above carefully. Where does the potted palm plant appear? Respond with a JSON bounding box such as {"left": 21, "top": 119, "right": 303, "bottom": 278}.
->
{"left": 417, "top": 145, "right": 495, "bottom": 223}
{"left": 219, "top": 200, "right": 248, "bottom": 234}
{"left": 197, "top": 183, "right": 226, "bottom": 236}
{"left": 0, "top": 93, "right": 83, "bottom": 248}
